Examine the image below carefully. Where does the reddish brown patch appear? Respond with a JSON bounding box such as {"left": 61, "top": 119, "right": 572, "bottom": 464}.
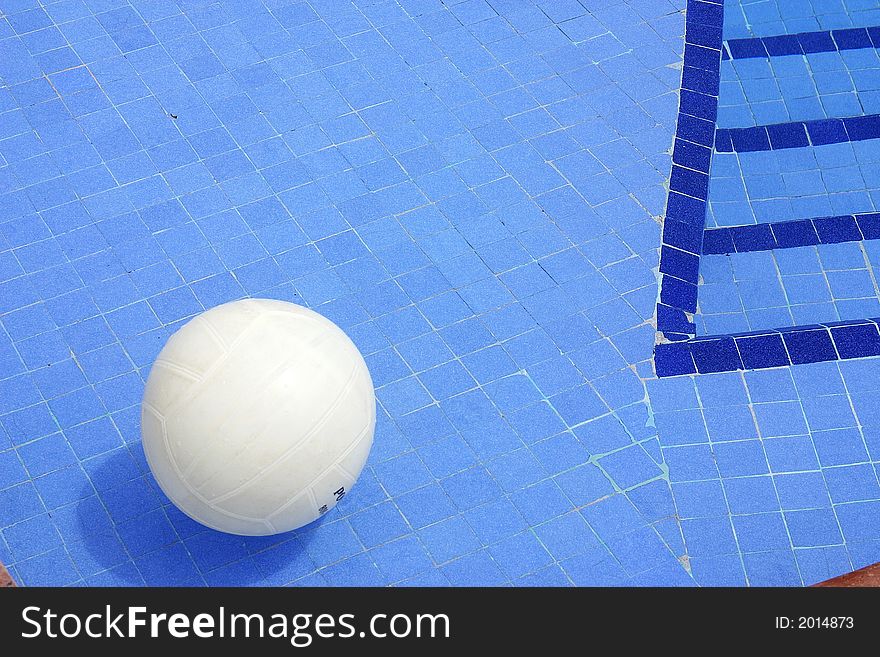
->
{"left": 814, "top": 562, "right": 880, "bottom": 587}
{"left": 0, "top": 563, "right": 15, "bottom": 587}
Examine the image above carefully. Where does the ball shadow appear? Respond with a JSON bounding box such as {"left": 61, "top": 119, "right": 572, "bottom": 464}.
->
{"left": 76, "top": 444, "right": 311, "bottom": 586}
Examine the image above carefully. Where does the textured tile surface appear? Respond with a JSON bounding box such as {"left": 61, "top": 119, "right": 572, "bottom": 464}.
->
{"left": 653, "top": 0, "right": 880, "bottom": 587}
{"left": 1, "top": 0, "right": 691, "bottom": 587}
{"left": 2, "top": 0, "right": 880, "bottom": 588}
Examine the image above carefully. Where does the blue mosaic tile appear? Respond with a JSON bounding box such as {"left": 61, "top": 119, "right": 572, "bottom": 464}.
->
{"left": 1, "top": 0, "right": 879, "bottom": 589}
{"left": 715, "top": 114, "right": 880, "bottom": 153}
{"left": 725, "top": 26, "right": 880, "bottom": 60}
{"left": 659, "top": 3, "right": 880, "bottom": 370}
{"left": 649, "top": 0, "right": 880, "bottom": 586}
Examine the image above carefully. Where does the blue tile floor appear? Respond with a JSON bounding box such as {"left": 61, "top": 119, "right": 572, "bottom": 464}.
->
{"left": 718, "top": 39, "right": 880, "bottom": 129}
{"left": 1, "top": 0, "right": 879, "bottom": 587}
{"left": 697, "top": 242, "right": 880, "bottom": 335}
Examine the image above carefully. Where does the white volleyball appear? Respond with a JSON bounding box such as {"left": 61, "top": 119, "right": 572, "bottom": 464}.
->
{"left": 140, "top": 299, "right": 375, "bottom": 536}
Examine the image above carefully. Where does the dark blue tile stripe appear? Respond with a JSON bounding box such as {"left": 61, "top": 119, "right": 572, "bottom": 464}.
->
{"left": 715, "top": 114, "right": 880, "bottom": 152}
{"left": 702, "top": 212, "right": 880, "bottom": 254}
{"left": 653, "top": 4, "right": 880, "bottom": 377}
{"left": 724, "top": 26, "right": 880, "bottom": 59}
{"left": 656, "top": 0, "right": 724, "bottom": 342}
{"left": 655, "top": 319, "right": 880, "bottom": 377}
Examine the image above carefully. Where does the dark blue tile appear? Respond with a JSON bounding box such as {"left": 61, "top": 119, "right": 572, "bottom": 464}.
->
{"left": 691, "top": 337, "right": 742, "bottom": 374}
{"left": 684, "top": 43, "right": 721, "bottom": 73}
{"left": 664, "top": 218, "right": 704, "bottom": 254}
{"left": 700, "top": 228, "right": 733, "bottom": 255}
{"left": 870, "top": 26, "right": 880, "bottom": 47}
{"left": 798, "top": 30, "right": 836, "bottom": 54}
{"left": 782, "top": 329, "right": 837, "bottom": 365}
{"left": 762, "top": 34, "right": 803, "bottom": 56}
{"left": 673, "top": 138, "right": 712, "bottom": 172}
{"left": 687, "top": 1, "right": 723, "bottom": 30}
{"left": 735, "top": 333, "right": 789, "bottom": 370}
{"left": 814, "top": 215, "right": 862, "bottom": 243}
{"left": 679, "top": 89, "right": 717, "bottom": 122}
{"left": 856, "top": 213, "right": 880, "bottom": 239}
{"left": 678, "top": 114, "right": 715, "bottom": 147}
{"left": 714, "top": 128, "right": 733, "bottom": 152}
{"left": 686, "top": 20, "right": 723, "bottom": 50}
{"left": 831, "top": 323, "right": 880, "bottom": 359}
{"left": 660, "top": 276, "right": 698, "bottom": 313}
{"left": 666, "top": 191, "right": 707, "bottom": 227}
{"left": 730, "top": 126, "right": 770, "bottom": 152}
{"left": 657, "top": 303, "right": 696, "bottom": 334}
{"left": 767, "top": 121, "right": 809, "bottom": 149}
{"left": 806, "top": 118, "right": 848, "bottom": 146}
{"left": 731, "top": 223, "right": 776, "bottom": 252}
{"left": 659, "top": 246, "right": 700, "bottom": 283}
{"left": 843, "top": 114, "right": 880, "bottom": 142}
{"left": 727, "top": 38, "right": 767, "bottom": 59}
{"left": 682, "top": 65, "right": 719, "bottom": 96}
{"left": 654, "top": 342, "right": 696, "bottom": 377}
{"left": 832, "top": 27, "right": 872, "bottom": 50}
{"left": 670, "top": 165, "right": 709, "bottom": 200}
{"left": 771, "top": 219, "right": 820, "bottom": 248}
